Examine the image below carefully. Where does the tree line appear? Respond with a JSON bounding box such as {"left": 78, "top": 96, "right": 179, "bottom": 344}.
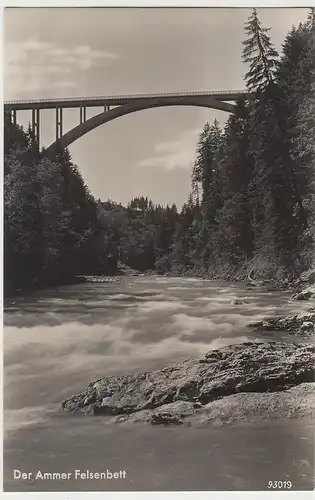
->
{"left": 4, "top": 9, "right": 314, "bottom": 296}
{"left": 4, "top": 119, "right": 180, "bottom": 294}
{"left": 4, "top": 121, "right": 104, "bottom": 295}
{"left": 165, "top": 8, "right": 315, "bottom": 281}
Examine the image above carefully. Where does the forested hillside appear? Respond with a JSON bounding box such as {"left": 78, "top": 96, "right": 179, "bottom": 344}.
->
{"left": 3, "top": 120, "right": 180, "bottom": 294}
{"left": 3, "top": 9, "right": 314, "bottom": 296}
{"left": 4, "top": 120, "right": 105, "bottom": 295}
{"left": 165, "top": 8, "right": 315, "bottom": 280}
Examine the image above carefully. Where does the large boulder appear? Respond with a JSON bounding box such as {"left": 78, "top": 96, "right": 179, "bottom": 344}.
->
{"left": 61, "top": 342, "right": 314, "bottom": 424}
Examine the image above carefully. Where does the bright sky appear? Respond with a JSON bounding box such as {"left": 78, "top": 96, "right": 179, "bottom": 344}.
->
{"left": 4, "top": 7, "right": 309, "bottom": 207}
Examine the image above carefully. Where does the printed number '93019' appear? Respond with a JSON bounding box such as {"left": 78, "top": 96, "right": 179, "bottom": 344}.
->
{"left": 268, "top": 481, "right": 292, "bottom": 489}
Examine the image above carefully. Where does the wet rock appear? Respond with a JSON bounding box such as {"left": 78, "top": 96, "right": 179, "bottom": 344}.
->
{"left": 117, "top": 263, "right": 143, "bottom": 276}
{"left": 149, "top": 400, "right": 200, "bottom": 425}
{"left": 61, "top": 342, "right": 315, "bottom": 424}
{"left": 230, "top": 299, "right": 249, "bottom": 305}
{"left": 149, "top": 413, "right": 183, "bottom": 425}
{"left": 145, "top": 401, "right": 199, "bottom": 425}
{"left": 84, "top": 276, "right": 121, "bottom": 284}
{"left": 83, "top": 393, "right": 97, "bottom": 406}
{"left": 249, "top": 311, "right": 315, "bottom": 335}
{"left": 300, "top": 322, "right": 314, "bottom": 331}
{"left": 192, "top": 382, "right": 315, "bottom": 426}
{"left": 295, "top": 268, "right": 315, "bottom": 288}
{"left": 291, "top": 286, "right": 315, "bottom": 301}
{"left": 83, "top": 383, "right": 315, "bottom": 425}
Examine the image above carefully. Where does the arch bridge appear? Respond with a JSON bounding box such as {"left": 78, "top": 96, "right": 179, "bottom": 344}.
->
{"left": 4, "top": 90, "right": 248, "bottom": 154}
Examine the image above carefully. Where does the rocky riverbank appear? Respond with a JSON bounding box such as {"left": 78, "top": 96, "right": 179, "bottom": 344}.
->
{"left": 249, "top": 310, "right": 315, "bottom": 335}
{"left": 61, "top": 342, "right": 315, "bottom": 425}
{"left": 291, "top": 286, "right": 315, "bottom": 301}
{"left": 79, "top": 263, "right": 145, "bottom": 284}
{"left": 160, "top": 265, "right": 315, "bottom": 293}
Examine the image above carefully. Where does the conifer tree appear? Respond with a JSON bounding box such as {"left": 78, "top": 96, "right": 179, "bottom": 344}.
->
{"left": 214, "top": 98, "right": 254, "bottom": 266}
{"left": 192, "top": 119, "right": 223, "bottom": 209}
{"left": 242, "top": 8, "right": 278, "bottom": 91}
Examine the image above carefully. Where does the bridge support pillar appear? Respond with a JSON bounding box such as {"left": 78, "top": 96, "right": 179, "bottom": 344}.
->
{"left": 11, "top": 109, "right": 17, "bottom": 125}
{"left": 56, "top": 107, "right": 63, "bottom": 142}
{"left": 31, "top": 109, "right": 40, "bottom": 146}
{"left": 104, "top": 105, "right": 110, "bottom": 112}
{"left": 80, "top": 106, "right": 87, "bottom": 124}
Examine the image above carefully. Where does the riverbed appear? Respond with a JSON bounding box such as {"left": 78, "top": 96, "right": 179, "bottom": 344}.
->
{"left": 3, "top": 276, "right": 314, "bottom": 491}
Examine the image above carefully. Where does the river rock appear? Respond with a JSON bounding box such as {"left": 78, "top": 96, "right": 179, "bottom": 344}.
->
{"left": 61, "top": 342, "right": 314, "bottom": 424}
{"left": 190, "top": 382, "right": 315, "bottom": 426}
{"left": 87, "top": 382, "right": 315, "bottom": 425}
{"left": 248, "top": 311, "right": 315, "bottom": 335}
{"left": 230, "top": 299, "right": 249, "bottom": 305}
{"left": 84, "top": 276, "right": 121, "bottom": 284}
{"left": 291, "top": 286, "right": 315, "bottom": 301}
{"left": 295, "top": 268, "right": 315, "bottom": 287}
{"left": 246, "top": 281, "right": 262, "bottom": 287}
{"left": 148, "top": 401, "right": 200, "bottom": 425}
{"left": 117, "top": 263, "right": 143, "bottom": 276}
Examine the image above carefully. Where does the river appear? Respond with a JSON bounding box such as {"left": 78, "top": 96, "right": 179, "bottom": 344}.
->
{"left": 3, "top": 276, "right": 314, "bottom": 491}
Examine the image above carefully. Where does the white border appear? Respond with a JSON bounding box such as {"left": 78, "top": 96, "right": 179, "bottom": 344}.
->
{"left": 0, "top": 1, "right": 314, "bottom": 7}
{"left": 10, "top": 493, "right": 315, "bottom": 497}
{"left": 0, "top": 1, "right": 314, "bottom": 499}
{"left": 1, "top": 490, "right": 315, "bottom": 498}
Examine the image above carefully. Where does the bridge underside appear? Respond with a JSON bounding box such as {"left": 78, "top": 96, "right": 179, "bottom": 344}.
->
{"left": 46, "top": 97, "right": 235, "bottom": 154}
{"left": 5, "top": 95, "right": 238, "bottom": 154}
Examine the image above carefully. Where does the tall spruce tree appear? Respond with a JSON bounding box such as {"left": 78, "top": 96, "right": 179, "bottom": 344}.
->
{"left": 244, "top": 10, "right": 314, "bottom": 277}
{"left": 192, "top": 119, "right": 223, "bottom": 212}
{"left": 242, "top": 8, "right": 278, "bottom": 92}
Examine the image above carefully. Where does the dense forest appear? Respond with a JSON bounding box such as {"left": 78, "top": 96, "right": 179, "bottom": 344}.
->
{"left": 4, "top": 9, "right": 315, "bottom": 296}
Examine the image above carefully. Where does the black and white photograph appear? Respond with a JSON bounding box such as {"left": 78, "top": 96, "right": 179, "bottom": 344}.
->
{"left": 2, "top": 4, "right": 315, "bottom": 494}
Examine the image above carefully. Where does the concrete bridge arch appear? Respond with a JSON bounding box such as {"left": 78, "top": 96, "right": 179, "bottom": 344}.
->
{"left": 4, "top": 91, "right": 248, "bottom": 154}
{"left": 47, "top": 96, "right": 237, "bottom": 154}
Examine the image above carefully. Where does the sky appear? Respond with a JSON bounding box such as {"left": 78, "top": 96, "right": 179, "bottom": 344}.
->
{"left": 4, "top": 7, "right": 309, "bottom": 208}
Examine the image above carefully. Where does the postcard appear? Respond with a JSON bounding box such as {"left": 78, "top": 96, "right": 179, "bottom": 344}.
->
{"left": 2, "top": 4, "right": 314, "bottom": 495}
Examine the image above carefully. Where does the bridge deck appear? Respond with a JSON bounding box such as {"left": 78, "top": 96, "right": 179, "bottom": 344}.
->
{"left": 4, "top": 90, "right": 247, "bottom": 110}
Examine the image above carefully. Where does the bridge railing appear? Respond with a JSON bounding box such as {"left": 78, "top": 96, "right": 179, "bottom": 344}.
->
{"left": 4, "top": 90, "right": 247, "bottom": 105}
